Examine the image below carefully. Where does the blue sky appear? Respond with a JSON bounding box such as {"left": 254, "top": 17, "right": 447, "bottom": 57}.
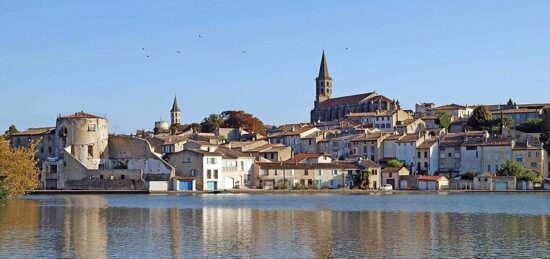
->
{"left": 1, "top": 1, "right": 550, "bottom": 134}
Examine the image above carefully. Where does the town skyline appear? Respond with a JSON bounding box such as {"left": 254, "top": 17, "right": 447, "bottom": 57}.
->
{"left": 2, "top": 1, "right": 550, "bottom": 133}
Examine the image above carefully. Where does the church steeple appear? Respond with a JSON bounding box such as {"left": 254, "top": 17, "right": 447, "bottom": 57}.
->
{"left": 315, "top": 50, "right": 333, "bottom": 106}
{"left": 170, "top": 96, "right": 181, "bottom": 125}
{"left": 318, "top": 50, "right": 330, "bottom": 78}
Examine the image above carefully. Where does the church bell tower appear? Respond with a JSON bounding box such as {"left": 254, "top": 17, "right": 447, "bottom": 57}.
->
{"left": 315, "top": 50, "right": 333, "bottom": 107}
{"left": 170, "top": 96, "right": 181, "bottom": 126}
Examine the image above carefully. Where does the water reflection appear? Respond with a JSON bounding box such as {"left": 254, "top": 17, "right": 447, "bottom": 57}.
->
{"left": 1, "top": 195, "right": 550, "bottom": 258}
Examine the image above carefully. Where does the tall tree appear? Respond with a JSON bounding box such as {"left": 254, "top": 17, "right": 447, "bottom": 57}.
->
{"left": 3, "top": 125, "right": 19, "bottom": 136}
{"left": 541, "top": 113, "right": 550, "bottom": 151}
{"left": 0, "top": 136, "right": 39, "bottom": 198}
{"left": 200, "top": 114, "right": 225, "bottom": 133}
{"left": 437, "top": 112, "right": 451, "bottom": 130}
{"left": 467, "top": 106, "right": 493, "bottom": 131}
{"left": 496, "top": 160, "right": 524, "bottom": 177}
{"left": 515, "top": 118, "right": 542, "bottom": 133}
{"left": 506, "top": 98, "right": 514, "bottom": 106}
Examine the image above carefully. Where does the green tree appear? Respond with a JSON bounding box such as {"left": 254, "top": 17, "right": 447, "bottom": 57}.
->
{"left": 467, "top": 106, "right": 493, "bottom": 131}
{"left": 515, "top": 118, "right": 542, "bottom": 133}
{"left": 3, "top": 125, "right": 19, "bottom": 136}
{"left": 354, "top": 169, "right": 371, "bottom": 189}
{"left": 506, "top": 98, "right": 514, "bottom": 106}
{"left": 0, "top": 136, "right": 39, "bottom": 198}
{"left": 387, "top": 159, "right": 404, "bottom": 168}
{"left": 541, "top": 113, "right": 550, "bottom": 151}
{"left": 497, "top": 160, "right": 524, "bottom": 177}
{"left": 461, "top": 171, "right": 479, "bottom": 180}
{"left": 437, "top": 112, "right": 451, "bottom": 130}
{"left": 200, "top": 114, "right": 225, "bottom": 133}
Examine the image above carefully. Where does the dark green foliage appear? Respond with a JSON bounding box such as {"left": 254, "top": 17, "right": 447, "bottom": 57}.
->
{"left": 515, "top": 118, "right": 542, "bottom": 133}
{"left": 461, "top": 171, "right": 479, "bottom": 180}
{"left": 387, "top": 159, "right": 404, "bottom": 168}
{"left": 3, "top": 125, "right": 19, "bottom": 136}
{"left": 467, "top": 106, "right": 493, "bottom": 131}
{"left": 541, "top": 113, "right": 550, "bottom": 151}
{"left": 437, "top": 112, "right": 451, "bottom": 129}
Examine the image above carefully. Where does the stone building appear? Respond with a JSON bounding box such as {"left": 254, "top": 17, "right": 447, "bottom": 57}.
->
{"left": 41, "top": 112, "right": 174, "bottom": 190}
{"left": 9, "top": 127, "right": 55, "bottom": 170}
{"left": 310, "top": 51, "right": 398, "bottom": 122}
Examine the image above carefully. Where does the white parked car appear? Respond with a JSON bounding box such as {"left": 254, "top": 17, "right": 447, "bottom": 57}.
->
{"left": 380, "top": 184, "right": 393, "bottom": 191}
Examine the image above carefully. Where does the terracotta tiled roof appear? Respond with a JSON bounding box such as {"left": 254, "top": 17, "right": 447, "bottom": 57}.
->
{"left": 417, "top": 139, "right": 438, "bottom": 149}
{"left": 257, "top": 162, "right": 360, "bottom": 170}
{"left": 396, "top": 134, "right": 422, "bottom": 143}
{"left": 492, "top": 108, "right": 542, "bottom": 115}
{"left": 428, "top": 103, "right": 467, "bottom": 110}
{"left": 382, "top": 167, "right": 405, "bottom": 174}
{"left": 318, "top": 93, "right": 376, "bottom": 109}
{"left": 351, "top": 133, "right": 385, "bottom": 142}
{"left": 60, "top": 112, "right": 104, "bottom": 119}
{"left": 288, "top": 153, "right": 329, "bottom": 163}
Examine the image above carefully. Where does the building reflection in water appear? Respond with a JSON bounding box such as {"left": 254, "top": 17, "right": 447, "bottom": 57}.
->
{"left": 2, "top": 196, "right": 550, "bottom": 258}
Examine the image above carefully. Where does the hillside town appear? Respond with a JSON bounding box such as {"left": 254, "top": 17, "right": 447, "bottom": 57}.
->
{"left": 6, "top": 52, "right": 550, "bottom": 192}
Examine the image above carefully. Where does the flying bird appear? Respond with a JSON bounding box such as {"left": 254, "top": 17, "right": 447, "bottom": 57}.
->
{"left": 146, "top": 55, "right": 150, "bottom": 58}
{"left": 142, "top": 48, "right": 145, "bottom": 51}
{"left": 242, "top": 50, "right": 247, "bottom": 54}
{"left": 176, "top": 50, "right": 182, "bottom": 53}
{"left": 198, "top": 34, "right": 202, "bottom": 38}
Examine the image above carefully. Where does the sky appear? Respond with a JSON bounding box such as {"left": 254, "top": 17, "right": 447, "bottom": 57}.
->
{"left": 1, "top": 1, "right": 550, "bottom": 134}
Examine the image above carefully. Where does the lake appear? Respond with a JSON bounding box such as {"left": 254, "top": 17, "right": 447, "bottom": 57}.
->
{"left": 1, "top": 193, "right": 550, "bottom": 258}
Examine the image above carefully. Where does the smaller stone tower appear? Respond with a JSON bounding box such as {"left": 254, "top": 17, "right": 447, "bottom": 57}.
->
{"left": 170, "top": 96, "right": 181, "bottom": 126}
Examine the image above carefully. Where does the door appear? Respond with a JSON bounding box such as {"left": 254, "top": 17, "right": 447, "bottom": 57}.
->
{"left": 399, "top": 180, "right": 407, "bottom": 190}
{"left": 386, "top": 179, "right": 396, "bottom": 189}
{"left": 495, "top": 181, "right": 507, "bottom": 191}
{"left": 418, "top": 181, "right": 427, "bottom": 190}
{"left": 225, "top": 177, "right": 234, "bottom": 190}
{"left": 206, "top": 181, "right": 217, "bottom": 190}
{"left": 428, "top": 181, "right": 437, "bottom": 190}
{"left": 178, "top": 180, "right": 192, "bottom": 191}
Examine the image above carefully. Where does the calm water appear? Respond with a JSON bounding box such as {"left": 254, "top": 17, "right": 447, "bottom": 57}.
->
{"left": 1, "top": 193, "right": 550, "bottom": 258}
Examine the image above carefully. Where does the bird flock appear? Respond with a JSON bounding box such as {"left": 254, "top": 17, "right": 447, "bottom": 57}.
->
{"left": 140, "top": 34, "right": 350, "bottom": 59}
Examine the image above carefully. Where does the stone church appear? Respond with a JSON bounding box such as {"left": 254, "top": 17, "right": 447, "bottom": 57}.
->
{"left": 310, "top": 51, "right": 399, "bottom": 122}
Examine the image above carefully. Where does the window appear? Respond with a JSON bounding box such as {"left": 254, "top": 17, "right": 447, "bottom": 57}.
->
{"left": 418, "top": 152, "right": 421, "bottom": 158}
{"left": 214, "top": 170, "right": 218, "bottom": 179}
{"left": 528, "top": 152, "right": 532, "bottom": 158}
{"left": 305, "top": 170, "right": 309, "bottom": 176}
{"left": 40, "top": 147, "right": 44, "bottom": 153}
{"left": 207, "top": 170, "right": 212, "bottom": 179}
{"left": 48, "top": 146, "right": 52, "bottom": 153}
{"left": 88, "top": 145, "right": 94, "bottom": 157}
{"left": 100, "top": 175, "right": 104, "bottom": 180}
{"left": 448, "top": 153, "right": 452, "bottom": 158}
{"left": 466, "top": 146, "right": 477, "bottom": 151}
{"left": 389, "top": 173, "right": 393, "bottom": 178}
{"left": 424, "top": 152, "right": 428, "bottom": 158}
{"left": 207, "top": 157, "right": 217, "bottom": 164}
{"left": 270, "top": 153, "right": 275, "bottom": 160}
{"left": 263, "top": 169, "right": 269, "bottom": 176}
{"left": 536, "top": 152, "right": 540, "bottom": 158}
{"left": 516, "top": 155, "right": 523, "bottom": 162}
{"left": 50, "top": 164, "right": 57, "bottom": 174}
{"left": 424, "top": 162, "right": 428, "bottom": 169}
{"left": 487, "top": 165, "right": 491, "bottom": 172}
{"left": 440, "top": 153, "right": 446, "bottom": 159}
{"left": 240, "top": 161, "right": 245, "bottom": 171}
{"left": 531, "top": 162, "right": 537, "bottom": 168}
{"left": 333, "top": 169, "right": 338, "bottom": 176}
{"left": 121, "top": 175, "right": 125, "bottom": 180}
{"left": 318, "top": 170, "right": 322, "bottom": 176}
{"left": 274, "top": 170, "right": 278, "bottom": 176}
{"left": 454, "top": 153, "right": 460, "bottom": 159}
{"left": 417, "top": 162, "right": 421, "bottom": 170}
{"left": 191, "top": 169, "right": 196, "bottom": 177}
{"left": 88, "top": 124, "right": 96, "bottom": 132}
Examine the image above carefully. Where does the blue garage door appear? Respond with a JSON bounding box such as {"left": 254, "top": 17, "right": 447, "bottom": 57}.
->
{"left": 495, "top": 181, "right": 507, "bottom": 191}
{"left": 178, "top": 180, "right": 193, "bottom": 191}
{"left": 206, "top": 181, "right": 217, "bottom": 191}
